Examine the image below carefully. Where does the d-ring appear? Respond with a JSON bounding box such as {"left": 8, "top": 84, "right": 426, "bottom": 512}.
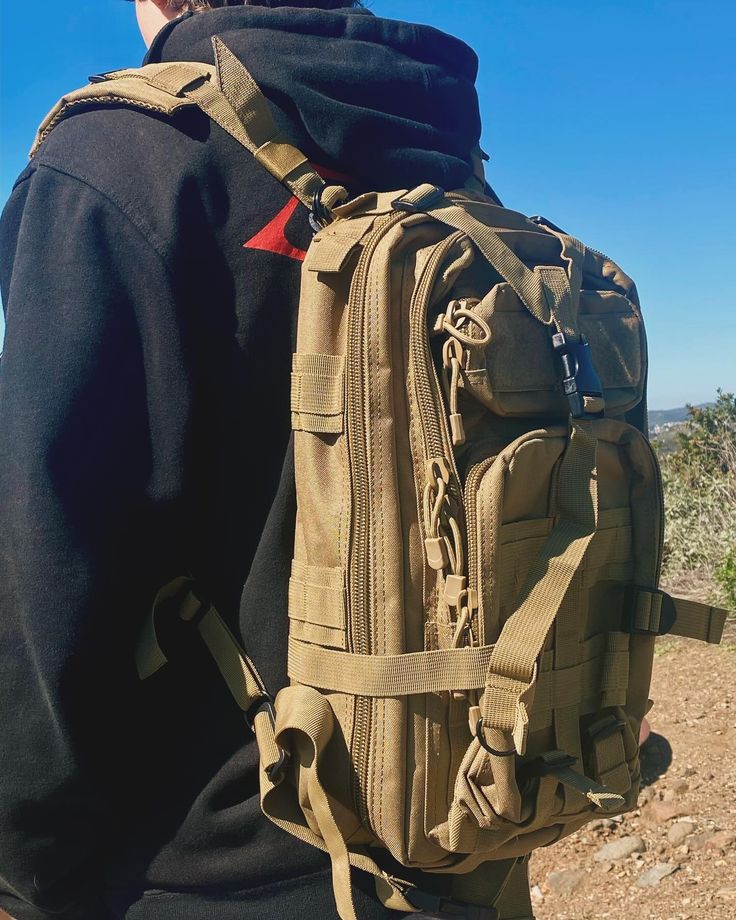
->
{"left": 475, "top": 717, "right": 516, "bottom": 757}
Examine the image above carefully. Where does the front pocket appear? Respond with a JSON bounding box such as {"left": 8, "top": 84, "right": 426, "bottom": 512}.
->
{"left": 459, "top": 284, "right": 645, "bottom": 418}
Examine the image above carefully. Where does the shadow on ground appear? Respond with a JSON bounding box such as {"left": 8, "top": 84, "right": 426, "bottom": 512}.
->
{"left": 639, "top": 731, "right": 673, "bottom": 787}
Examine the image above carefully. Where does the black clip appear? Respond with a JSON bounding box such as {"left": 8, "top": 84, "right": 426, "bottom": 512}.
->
{"left": 518, "top": 750, "right": 577, "bottom": 782}
{"left": 622, "top": 586, "right": 677, "bottom": 636}
{"left": 552, "top": 333, "right": 604, "bottom": 418}
{"left": 404, "top": 888, "right": 498, "bottom": 920}
{"left": 245, "top": 695, "right": 289, "bottom": 782}
{"left": 392, "top": 185, "right": 446, "bottom": 214}
{"left": 309, "top": 188, "right": 335, "bottom": 234}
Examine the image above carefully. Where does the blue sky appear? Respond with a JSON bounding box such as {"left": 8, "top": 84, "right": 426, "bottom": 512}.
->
{"left": 1, "top": 0, "right": 734, "bottom": 408}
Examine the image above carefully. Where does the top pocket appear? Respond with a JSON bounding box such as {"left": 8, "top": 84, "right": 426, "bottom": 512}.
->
{"left": 460, "top": 284, "right": 645, "bottom": 419}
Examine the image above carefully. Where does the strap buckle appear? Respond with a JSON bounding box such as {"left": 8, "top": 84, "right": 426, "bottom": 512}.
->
{"left": 404, "top": 888, "right": 498, "bottom": 920}
{"left": 392, "top": 184, "right": 446, "bottom": 213}
{"left": 552, "top": 332, "right": 604, "bottom": 418}
{"left": 245, "top": 694, "right": 289, "bottom": 783}
{"left": 623, "top": 586, "right": 677, "bottom": 636}
{"left": 518, "top": 750, "right": 577, "bottom": 782}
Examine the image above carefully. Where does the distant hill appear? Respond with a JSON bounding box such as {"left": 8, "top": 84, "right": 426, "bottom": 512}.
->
{"left": 649, "top": 403, "right": 714, "bottom": 430}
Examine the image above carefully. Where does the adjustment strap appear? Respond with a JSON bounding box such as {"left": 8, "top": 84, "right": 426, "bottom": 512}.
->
{"left": 197, "top": 36, "right": 346, "bottom": 208}
{"left": 394, "top": 187, "right": 580, "bottom": 340}
{"left": 627, "top": 588, "right": 726, "bottom": 644}
{"left": 288, "top": 637, "right": 495, "bottom": 696}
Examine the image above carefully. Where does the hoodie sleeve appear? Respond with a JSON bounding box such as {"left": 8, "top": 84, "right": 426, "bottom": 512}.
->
{"left": 0, "top": 163, "right": 191, "bottom": 920}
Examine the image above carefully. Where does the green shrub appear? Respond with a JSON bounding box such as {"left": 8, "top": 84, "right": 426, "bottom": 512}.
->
{"left": 656, "top": 391, "right": 736, "bottom": 612}
{"left": 716, "top": 547, "right": 736, "bottom": 613}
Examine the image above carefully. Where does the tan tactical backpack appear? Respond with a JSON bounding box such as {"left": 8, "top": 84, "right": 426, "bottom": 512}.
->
{"left": 37, "top": 38, "right": 727, "bottom": 920}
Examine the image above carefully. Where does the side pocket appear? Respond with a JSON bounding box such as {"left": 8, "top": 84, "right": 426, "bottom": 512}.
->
{"left": 289, "top": 560, "right": 347, "bottom": 650}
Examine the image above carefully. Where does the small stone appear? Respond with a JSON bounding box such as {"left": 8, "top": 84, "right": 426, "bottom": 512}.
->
{"left": 703, "top": 830, "right": 736, "bottom": 852}
{"left": 682, "top": 766, "right": 697, "bottom": 777}
{"left": 589, "top": 818, "right": 616, "bottom": 832}
{"left": 716, "top": 888, "right": 736, "bottom": 900}
{"left": 545, "top": 868, "right": 586, "bottom": 895}
{"left": 636, "top": 862, "right": 678, "bottom": 888}
{"left": 594, "top": 836, "right": 646, "bottom": 861}
{"left": 667, "top": 820, "right": 697, "bottom": 846}
{"left": 530, "top": 884, "right": 544, "bottom": 904}
{"left": 640, "top": 801, "right": 688, "bottom": 825}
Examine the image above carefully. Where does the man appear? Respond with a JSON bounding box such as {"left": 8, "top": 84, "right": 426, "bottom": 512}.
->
{"left": 0, "top": 1, "right": 489, "bottom": 918}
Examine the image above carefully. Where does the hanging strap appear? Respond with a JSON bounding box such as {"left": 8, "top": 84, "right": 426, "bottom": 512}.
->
{"left": 479, "top": 419, "right": 599, "bottom": 755}
{"left": 32, "top": 37, "right": 346, "bottom": 211}
{"left": 136, "top": 578, "right": 418, "bottom": 920}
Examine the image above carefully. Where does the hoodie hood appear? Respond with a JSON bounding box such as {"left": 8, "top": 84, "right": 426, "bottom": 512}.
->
{"left": 145, "top": 6, "right": 482, "bottom": 190}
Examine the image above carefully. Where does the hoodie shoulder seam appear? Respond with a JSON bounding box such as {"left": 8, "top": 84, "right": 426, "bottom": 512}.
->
{"left": 33, "top": 160, "right": 175, "bottom": 279}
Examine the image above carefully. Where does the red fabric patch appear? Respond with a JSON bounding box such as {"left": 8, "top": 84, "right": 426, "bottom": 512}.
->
{"left": 242, "top": 164, "right": 355, "bottom": 261}
{"left": 242, "top": 197, "right": 308, "bottom": 262}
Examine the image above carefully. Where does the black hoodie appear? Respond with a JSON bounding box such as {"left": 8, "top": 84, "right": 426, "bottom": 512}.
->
{"left": 0, "top": 7, "right": 488, "bottom": 919}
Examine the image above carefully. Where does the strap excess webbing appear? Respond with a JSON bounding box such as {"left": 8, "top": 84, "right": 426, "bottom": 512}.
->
{"left": 632, "top": 589, "right": 727, "bottom": 644}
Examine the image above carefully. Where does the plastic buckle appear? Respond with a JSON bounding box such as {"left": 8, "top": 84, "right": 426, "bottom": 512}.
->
{"left": 551, "top": 333, "right": 604, "bottom": 418}
{"left": 622, "top": 586, "right": 677, "bottom": 636}
{"left": 392, "top": 185, "right": 446, "bottom": 213}
{"left": 518, "top": 750, "right": 577, "bottom": 782}
{"left": 586, "top": 715, "right": 627, "bottom": 743}
{"left": 245, "top": 695, "right": 289, "bottom": 782}
{"left": 404, "top": 888, "right": 498, "bottom": 920}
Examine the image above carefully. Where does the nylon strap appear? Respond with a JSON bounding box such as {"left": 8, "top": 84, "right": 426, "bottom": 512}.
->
{"left": 260, "top": 684, "right": 419, "bottom": 919}
{"left": 480, "top": 419, "right": 599, "bottom": 754}
{"left": 288, "top": 637, "right": 495, "bottom": 696}
{"left": 31, "top": 62, "right": 212, "bottom": 157}
{"left": 631, "top": 590, "right": 727, "bottom": 643}
{"left": 32, "top": 38, "right": 346, "bottom": 211}
{"left": 396, "top": 188, "right": 580, "bottom": 339}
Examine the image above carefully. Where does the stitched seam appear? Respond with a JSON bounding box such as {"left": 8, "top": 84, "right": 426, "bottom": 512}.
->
{"left": 33, "top": 162, "right": 175, "bottom": 279}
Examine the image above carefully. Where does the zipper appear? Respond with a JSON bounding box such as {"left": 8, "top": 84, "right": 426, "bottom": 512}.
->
{"left": 409, "top": 231, "right": 465, "bottom": 471}
{"left": 345, "top": 209, "right": 406, "bottom": 828}
{"left": 463, "top": 455, "right": 496, "bottom": 646}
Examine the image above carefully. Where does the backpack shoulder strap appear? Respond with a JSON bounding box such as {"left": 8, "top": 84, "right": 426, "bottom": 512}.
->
{"left": 32, "top": 37, "right": 346, "bottom": 210}
{"left": 31, "top": 61, "right": 214, "bottom": 157}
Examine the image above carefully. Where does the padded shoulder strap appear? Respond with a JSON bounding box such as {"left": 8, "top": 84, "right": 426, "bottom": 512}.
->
{"left": 31, "top": 61, "right": 213, "bottom": 157}
{"left": 31, "top": 38, "right": 345, "bottom": 209}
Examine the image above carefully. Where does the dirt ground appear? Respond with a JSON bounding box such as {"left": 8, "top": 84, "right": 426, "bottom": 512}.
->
{"left": 529, "top": 621, "right": 736, "bottom": 920}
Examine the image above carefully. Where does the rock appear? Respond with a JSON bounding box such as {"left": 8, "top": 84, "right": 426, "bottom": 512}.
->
{"left": 545, "top": 868, "right": 586, "bottom": 896}
{"left": 530, "top": 885, "right": 544, "bottom": 904}
{"left": 667, "top": 820, "right": 697, "bottom": 846}
{"left": 703, "top": 830, "right": 736, "bottom": 852}
{"left": 640, "top": 800, "right": 688, "bottom": 825}
{"left": 691, "top": 829, "right": 716, "bottom": 850}
{"left": 593, "top": 836, "right": 646, "bottom": 861}
{"left": 663, "top": 779, "right": 689, "bottom": 801}
{"left": 589, "top": 818, "right": 616, "bottom": 832}
{"left": 636, "top": 862, "right": 678, "bottom": 888}
{"left": 682, "top": 766, "right": 697, "bottom": 777}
